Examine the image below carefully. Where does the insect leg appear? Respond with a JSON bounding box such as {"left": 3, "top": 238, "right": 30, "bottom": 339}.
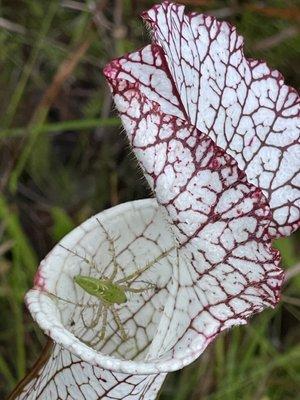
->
{"left": 111, "top": 305, "right": 127, "bottom": 341}
{"left": 47, "top": 292, "right": 98, "bottom": 308}
{"left": 123, "top": 284, "right": 156, "bottom": 294}
{"left": 86, "top": 303, "right": 103, "bottom": 329}
{"left": 115, "top": 245, "right": 176, "bottom": 285}
{"left": 99, "top": 306, "right": 108, "bottom": 340}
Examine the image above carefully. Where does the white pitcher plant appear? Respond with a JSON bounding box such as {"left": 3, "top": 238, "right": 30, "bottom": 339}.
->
{"left": 10, "top": 2, "right": 299, "bottom": 399}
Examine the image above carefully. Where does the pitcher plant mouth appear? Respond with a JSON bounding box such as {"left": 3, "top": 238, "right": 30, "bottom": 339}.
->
{"left": 27, "top": 199, "right": 184, "bottom": 374}
{"left": 26, "top": 198, "right": 219, "bottom": 375}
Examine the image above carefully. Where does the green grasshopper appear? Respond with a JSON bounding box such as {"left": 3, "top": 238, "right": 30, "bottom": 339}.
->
{"left": 56, "top": 219, "right": 175, "bottom": 342}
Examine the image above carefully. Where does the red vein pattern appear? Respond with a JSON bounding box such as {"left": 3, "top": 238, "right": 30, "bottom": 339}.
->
{"left": 16, "top": 345, "right": 166, "bottom": 400}
{"left": 141, "top": 1, "right": 300, "bottom": 238}
{"left": 104, "top": 54, "right": 283, "bottom": 358}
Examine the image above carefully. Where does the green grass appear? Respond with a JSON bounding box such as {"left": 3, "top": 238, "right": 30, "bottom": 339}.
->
{"left": 0, "top": 0, "right": 299, "bottom": 399}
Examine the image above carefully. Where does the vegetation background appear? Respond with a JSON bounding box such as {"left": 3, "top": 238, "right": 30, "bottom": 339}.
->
{"left": 0, "top": 0, "right": 299, "bottom": 399}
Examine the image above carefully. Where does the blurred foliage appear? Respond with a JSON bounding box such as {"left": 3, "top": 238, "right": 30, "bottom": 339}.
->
{"left": 0, "top": 0, "right": 299, "bottom": 399}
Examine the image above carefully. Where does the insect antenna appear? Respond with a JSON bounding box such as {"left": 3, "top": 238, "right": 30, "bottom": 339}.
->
{"left": 95, "top": 217, "right": 122, "bottom": 280}
{"left": 59, "top": 244, "right": 91, "bottom": 265}
{"left": 95, "top": 218, "right": 121, "bottom": 243}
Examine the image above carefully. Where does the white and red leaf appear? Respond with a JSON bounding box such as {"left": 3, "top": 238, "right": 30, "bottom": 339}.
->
{"left": 104, "top": 51, "right": 283, "bottom": 357}
{"left": 141, "top": 1, "right": 300, "bottom": 237}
